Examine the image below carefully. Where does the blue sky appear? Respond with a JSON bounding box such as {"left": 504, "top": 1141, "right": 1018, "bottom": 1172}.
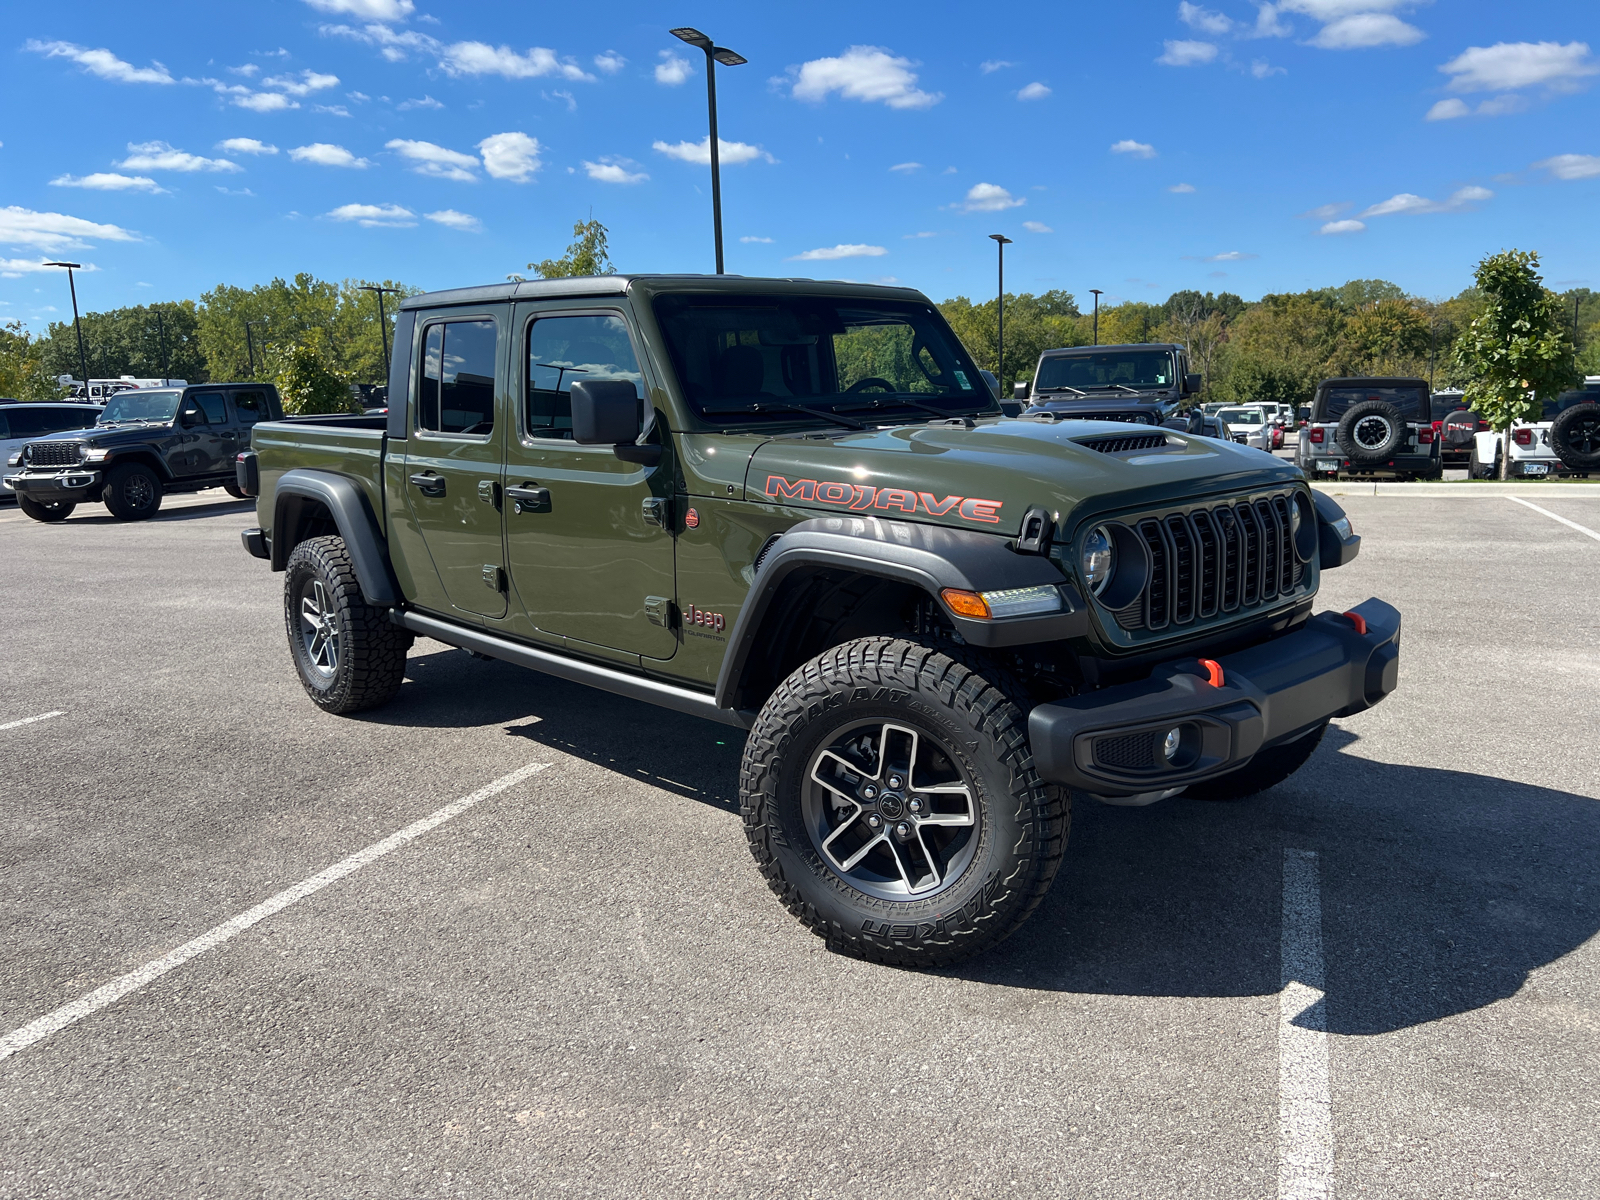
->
{"left": 3, "top": 0, "right": 1597, "bottom": 330}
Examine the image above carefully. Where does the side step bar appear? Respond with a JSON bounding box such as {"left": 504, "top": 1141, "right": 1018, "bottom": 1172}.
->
{"left": 396, "top": 610, "right": 753, "bottom": 729}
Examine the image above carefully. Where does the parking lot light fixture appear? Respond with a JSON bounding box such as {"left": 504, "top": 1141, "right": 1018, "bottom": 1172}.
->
{"left": 359, "top": 284, "right": 403, "bottom": 384}
{"left": 43, "top": 262, "right": 89, "bottom": 389}
{"left": 670, "top": 26, "right": 747, "bottom": 275}
{"left": 244, "top": 319, "right": 269, "bottom": 379}
{"left": 989, "top": 235, "right": 1013, "bottom": 388}
{"left": 1090, "top": 289, "right": 1104, "bottom": 346}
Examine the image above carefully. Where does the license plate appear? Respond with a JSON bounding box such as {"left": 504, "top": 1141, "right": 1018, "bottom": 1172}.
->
{"left": 1317, "top": 460, "right": 1340, "bottom": 471}
{"left": 1523, "top": 463, "right": 1549, "bottom": 475}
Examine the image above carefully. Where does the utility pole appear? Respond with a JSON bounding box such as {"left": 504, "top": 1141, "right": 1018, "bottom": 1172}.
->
{"left": 989, "top": 234, "right": 1012, "bottom": 389}
{"left": 1090, "top": 289, "right": 1104, "bottom": 345}
{"left": 670, "top": 27, "right": 748, "bottom": 274}
{"left": 244, "top": 319, "right": 269, "bottom": 378}
{"left": 156, "top": 309, "right": 169, "bottom": 381}
{"left": 43, "top": 261, "right": 89, "bottom": 388}
{"left": 359, "top": 284, "right": 404, "bottom": 384}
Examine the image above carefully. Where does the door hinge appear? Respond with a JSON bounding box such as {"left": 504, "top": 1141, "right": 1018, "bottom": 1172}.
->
{"left": 641, "top": 497, "right": 672, "bottom": 528}
{"left": 477, "top": 479, "right": 501, "bottom": 509}
{"left": 482, "top": 564, "right": 506, "bottom": 593}
{"left": 644, "top": 595, "right": 676, "bottom": 628}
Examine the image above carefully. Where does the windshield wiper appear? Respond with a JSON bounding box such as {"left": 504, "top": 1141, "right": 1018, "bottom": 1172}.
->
{"left": 836, "top": 395, "right": 988, "bottom": 421}
{"left": 700, "top": 400, "right": 865, "bottom": 430}
{"left": 1037, "top": 385, "right": 1089, "bottom": 398}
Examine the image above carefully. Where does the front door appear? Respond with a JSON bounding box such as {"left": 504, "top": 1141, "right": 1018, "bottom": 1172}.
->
{"left": 176, "top": 390, "right": 231, "bottom": 477}
{"left": 504, "top": 305, "right": 675, "bottom": 659}
{"left": 401, "top": 313, "right": 507, "bottom": 619}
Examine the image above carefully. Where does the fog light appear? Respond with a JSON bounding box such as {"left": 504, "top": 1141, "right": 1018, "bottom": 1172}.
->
{"left": 1162, "top": 727, "right": 1182, "bottom": 762}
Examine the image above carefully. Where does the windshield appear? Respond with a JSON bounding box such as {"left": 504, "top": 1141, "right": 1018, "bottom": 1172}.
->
{"left": 1319, "top": 386, "right": 1426, "bottom": 421}
{"left": 1217, "top": 407, "right": 1264, "bottom": 424}
{"left": 1035, "top": 349, "right": 1175, "bottom": 391}
{"left": 98, "top": 389, "right": 182, "bottom": 423}
{"left": 652, "top": 294, "right": 993, "bottom": 425}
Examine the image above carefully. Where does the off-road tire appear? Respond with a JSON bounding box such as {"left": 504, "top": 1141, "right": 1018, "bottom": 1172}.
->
{"left": 283, "top": 535, "right": 409, "bottom": 714}
{"left": 223, "top": 479, "right": 248, "bottom": 500}
{"left": 1551, "top": 402, "right": 1600, "bottom": 472}
{"left": 1336, "top": 399, "right": 1405, "bottom": 465}
{"left": 1468, "top": 446, "right": 1495, "bottom": 480}
{"left": 1185, "top": 721, "right": 1328, "bottom": 802}
{"left": 102, "top": 463, "right": 163, "bottom": 521}
{"left": 741, "top": 637, "right": 1068, "bottom": 968}
{"left": 18, "top": 496, "right": 75, "bottom": 522}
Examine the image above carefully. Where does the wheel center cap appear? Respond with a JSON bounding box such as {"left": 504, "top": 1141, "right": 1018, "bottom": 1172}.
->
{"left": 878, "top": 794, "right": 905, "bottom": 819}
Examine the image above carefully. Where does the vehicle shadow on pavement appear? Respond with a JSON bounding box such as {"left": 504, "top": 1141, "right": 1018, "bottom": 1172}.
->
{"left": 62, "top": 497, "right": 254, "bottom": 525}
{"left": 369, "top": 652, "right": 1599, "bottom": 1035}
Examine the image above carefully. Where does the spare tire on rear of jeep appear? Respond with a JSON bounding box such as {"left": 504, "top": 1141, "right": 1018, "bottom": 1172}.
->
{"left": 1550, "top": 401, "right": 1600, "bottom": 472}
{"left": 1336, "top": 399, "right": 1406, "bottom": 464}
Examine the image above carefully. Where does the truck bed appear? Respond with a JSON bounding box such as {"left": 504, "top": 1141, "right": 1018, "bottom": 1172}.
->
{"left": 250, "top": 418, "right": 388, "bottom": 529}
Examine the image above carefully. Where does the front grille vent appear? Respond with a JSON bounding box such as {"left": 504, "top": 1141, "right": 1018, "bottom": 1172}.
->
{"left": 1093, "top": 732, "right": 1157, "bottom": 770}
{"left": 25, "top": 442, "right": 81, "bottom": 467}
{"left": 1112, "top": 491, "right": 1307, "bottom": 633}
{"left": 1076, "top": 432, "right": 1170, "bottom": 455}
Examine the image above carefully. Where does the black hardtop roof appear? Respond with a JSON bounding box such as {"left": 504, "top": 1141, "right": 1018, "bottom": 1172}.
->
{"left": 1038, "top": 343, "right": 1185, "bottom": 357}
{"left": 0, "top": 399, "right": 102, "bottom": 407}
{"left": 1316, "top": 377, "right": 1428, "bottom": 389}
{"left": 400, "top": 273, "right": 930, "bottom": 312}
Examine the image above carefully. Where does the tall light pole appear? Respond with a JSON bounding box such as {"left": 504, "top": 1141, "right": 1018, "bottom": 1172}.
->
{"left": 43, "top": 261, "right": 89, "bottom": 387}
{"left": 359, "top": 284, "right": 403, "bottom": 384}
{"left": 244, "top": 319, "right": 269, "bottom": 378}
{"left": 1090, "top": 289, "right": 1104, "bottom": 346}
{"left": 989, "top": 234, "right": 1012, "bottom": 390}
{"left": 670, "top": 27, "right": 747, "bottom": 274}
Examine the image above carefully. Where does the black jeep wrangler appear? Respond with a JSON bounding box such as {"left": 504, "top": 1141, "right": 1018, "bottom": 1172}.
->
{"left": 4, "top": 383, "right": 282, "bottom": 521}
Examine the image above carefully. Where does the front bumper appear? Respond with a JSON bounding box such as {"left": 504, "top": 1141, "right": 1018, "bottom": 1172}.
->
{"left": 2, "top": 468, "right": 103, "bottom": 501}
{"left": 1028, "top": 597, "right": 1400, "bottom": 796}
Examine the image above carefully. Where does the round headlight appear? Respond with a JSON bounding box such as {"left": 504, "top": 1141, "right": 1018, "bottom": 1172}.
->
{"left": 1082, "top": 526, "right": 1114, "bottom": 595}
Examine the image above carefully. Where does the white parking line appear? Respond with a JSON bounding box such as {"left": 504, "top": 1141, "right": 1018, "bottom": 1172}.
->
{"left": 1280, "top": 848, "right": 1332, "bottom": 1200}
{"left": 0, "top": 760, "right": 552, "bottom": 1064}
{"left": 1508, "top": 495, "right": 1600, "bottom": 543}
{"left": 0, "top": 711, "right": 65, "bottom": 733}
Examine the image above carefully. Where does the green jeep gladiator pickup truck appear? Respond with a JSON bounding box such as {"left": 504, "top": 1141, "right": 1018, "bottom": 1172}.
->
{"left": 239, "top": 274, "right": 1397, "bottom": 966}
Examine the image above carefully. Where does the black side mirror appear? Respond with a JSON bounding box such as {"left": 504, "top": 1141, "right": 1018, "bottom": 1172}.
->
{"left": 179, "top": 408, "right": 199, "bottom": 426}
{"left": 571, "top": 379, "right": 660, "bottom": 464}
{"left": 1184, "top": 373, "right": 1203, "bottom": 395}
{"left": 1012, "top": 380, "right": 1030, "bottom": 400}
{"left": 1186, "top": 410, "right": 1205, "bottom": 434}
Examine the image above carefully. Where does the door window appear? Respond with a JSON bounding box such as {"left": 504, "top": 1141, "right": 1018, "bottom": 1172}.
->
{"left": 418, "top": 319, "right": 497, "bottom": 435}
{"left": 526, "top": 314, "right": 643, "bottom": 439}
{"left": 232, "top": 390, "right": 269, "bottom": 426}
{"left": 188, "top": 392, "right": 227, "bottom": 424}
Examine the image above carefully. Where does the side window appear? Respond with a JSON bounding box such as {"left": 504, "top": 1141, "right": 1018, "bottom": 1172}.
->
{"left": 232, "top": 390, "right": 268, "bottom": 426}
{"left": 526, "top": 314, "right": 643, "bottom": 439}
{"left": 188, "top": 392, "right": 227, "bottom": 425}
{"left": 418, "top": 319, "right": 497, "bottom": 435}
{"left": 0, "top": 413, "right": 9, "bottom": 439}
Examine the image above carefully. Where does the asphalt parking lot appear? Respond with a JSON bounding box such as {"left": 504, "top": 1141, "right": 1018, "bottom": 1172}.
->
{"left": 2, "top": 488, "right": 1597, "bottom": 1199}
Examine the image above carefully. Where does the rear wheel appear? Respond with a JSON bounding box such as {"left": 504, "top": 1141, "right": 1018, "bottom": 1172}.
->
{"left": 283, "top": 535, "right": 410, "bottom": 714}
{"left": 1185, "top": 722, "right": 1328, "bottom": 802}
{"left": 103, "top": 463, "right": 163, "bottom": 520}
{"left": 18, "top": 496, "right": 75, "bottom": 522}
{"left": 1551, "top": 402, "right": 1600, "bottom": 472}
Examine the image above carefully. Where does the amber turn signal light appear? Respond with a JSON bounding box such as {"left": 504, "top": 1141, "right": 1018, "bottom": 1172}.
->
{"left": 940, "top": 588, "right": 991, "bottom": 619}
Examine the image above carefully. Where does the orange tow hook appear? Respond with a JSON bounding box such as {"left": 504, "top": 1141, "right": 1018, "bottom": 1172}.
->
{"left": 1199, "top": 658, "right": 1224, "bottom": 688}
{"left": 1341, "top": 611, "right": 1368, "bottom": 636}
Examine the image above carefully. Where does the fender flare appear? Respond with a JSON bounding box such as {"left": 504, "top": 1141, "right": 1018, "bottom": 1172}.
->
{"left": 713, "top": 516, "right": 1084, "bottom": 710}
{"left": 103, "top": 444, "right": 175, "bottom": 481}
{"left": 271, "top": 468, "right": 398, "bottom": 606}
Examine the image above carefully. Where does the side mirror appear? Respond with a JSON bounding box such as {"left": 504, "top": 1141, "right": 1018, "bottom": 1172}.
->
{"left": 1184, "top": 373, "right": 1203, "bottom": 395}
{"left": 1012, "top": 380, "right": 1030, "bottom": 400}
{"left": 1186, "top": 410, "right": 1205, "bottom": 434}
{"left": 571, "top": 379, "right": 659, "bottom": 464}
{"left": 179, "top": 408, "right": 199, "bottom": 427}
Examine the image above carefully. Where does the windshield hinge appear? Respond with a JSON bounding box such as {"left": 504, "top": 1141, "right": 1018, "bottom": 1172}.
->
{"left": 1014, "top": 506, "right": 1055, "bottom": 555}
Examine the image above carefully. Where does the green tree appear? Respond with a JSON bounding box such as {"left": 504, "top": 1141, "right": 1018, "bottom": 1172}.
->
{"left": 0, "top": 320, "right": 58, "bottom": 400}
{"left": 37, "top": 301, "right": 206, "bottom": 383}
{"left": 938, "top": 291, "right": 1086, "bottom": 392}
{"left": 1453, "top": 249, "right": 1581, "bottom": 479}
{"left": 532, "top": 220, "right": 614, "bottom": 279}
{"left": 269, "top": 340, "right": 360, "bottom": 415}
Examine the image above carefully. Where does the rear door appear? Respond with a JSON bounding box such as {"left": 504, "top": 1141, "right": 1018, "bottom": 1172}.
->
{"left": 400, "top": 309, "right": 508, "bottom": 619}
{"left": 175, "top": 390, "right": 231, "bottom": 476}
{"left": 228, "top": 388, "right": 271, "bottom": 456}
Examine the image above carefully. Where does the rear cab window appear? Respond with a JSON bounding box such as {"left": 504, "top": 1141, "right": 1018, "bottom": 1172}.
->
{"left": 231, "top": 389, "right": 270, "bottom": 426}
{"left": 1318, "top": 386, "right": 1426, "bottom": 423}
{"left": 418, "top": 319, "right": 498, "bottom": 436}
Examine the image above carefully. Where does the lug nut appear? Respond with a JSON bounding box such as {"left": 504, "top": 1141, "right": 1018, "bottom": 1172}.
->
{"left": 908, "top": 798, "right": 923, "bottom": 813}
{"left": 887, "top": 775, "right": 904, "bottom": 790}
{"left": 895, "top": 823, "right": 910, "bottom": 839}
{"left": 862, "top": 784, "right": 878, "bottom": 800}
{"left": 868, "top": 814, "right": 882, "bottom": 829}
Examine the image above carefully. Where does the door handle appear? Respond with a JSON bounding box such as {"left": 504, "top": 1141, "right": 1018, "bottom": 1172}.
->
{"left": 409, "top": 472, "right": 446, "bottom": 497}
{"left": 505, "top": 484, "right": 551, "bottom": 514}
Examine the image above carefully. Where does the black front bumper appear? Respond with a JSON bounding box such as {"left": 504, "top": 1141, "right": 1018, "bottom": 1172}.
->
{"left": 1028, "top": 597, "right": 1400, "bottom": 796}
{"left": 3, "top": 469, "right": 103, "bottom": 501}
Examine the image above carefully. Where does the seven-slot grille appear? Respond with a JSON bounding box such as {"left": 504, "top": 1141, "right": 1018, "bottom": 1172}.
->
{"left": 25, "top": 442, "right": 81, "bottom": 467}
{"left": 1111, "top": 491, "right": 1308, "bottom": 632}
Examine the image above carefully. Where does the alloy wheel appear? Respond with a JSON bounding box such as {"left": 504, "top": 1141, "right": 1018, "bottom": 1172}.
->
{"left": 299, "top": 579, "right": 340, "bottom": 677}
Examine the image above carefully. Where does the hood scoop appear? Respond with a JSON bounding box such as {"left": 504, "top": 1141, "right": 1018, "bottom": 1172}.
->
{"left": 1073, "top": 431, "right": 1174, "bottom": 455}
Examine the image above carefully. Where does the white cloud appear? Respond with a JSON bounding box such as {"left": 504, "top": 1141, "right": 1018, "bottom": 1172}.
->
{"left": 787, "top": 244, "right": 889, "bottom": 261}
{"left": 1204, "top": 251, "right": 1258, "bottom": 262}
{"left": 1158, "top": 40, "right": 1218, "bottom": 66}
{"left": 656, "top": 51, "right": 694, "bottom": 85}
{"left": 1277, "top": 0, "right": 1413, "bottom": 19}
{"left": 230, "top": 90, "right": 298, "bottom": 112}
{"left": 1111, "top": 139, "right": 1157, "bottom": 158}
{"left": 1534, "top": 154, "right": 1600, "bottom": 181}
{"left": 1251, "top": 58, "right": 1287, "bottom": 77}
{"left": 215, "top": 186, "right": 254, "bottom": 196}
{"left": 652, "top": 136, "right": 775, "bottom": 165}
{"left": 118, "top": 141, "right": 241, "bottom": 173}
{"left": 320, "top": 21, "right": 437, "bottom": 63}
{"left": 1360, "top": 186, "right": 1492, "bottom": 216}
{"left": 314, "top": 104, "right": 352, "bottom": 117}
{"left": 0, "top": 206, "right": 139, "bottom": 253}
{"left": 397, "top": 94, "right": 443, "bottom": 110}
{"left": 1017, "top": 81, "right": 1051, "bottom": 100}
{"left": 231, "top": 64, "right": 261, "bottom": 77}
{"left": 290, "top": 143, "right": 372, "bottom": 168}
{"left": 904, "top": 231, "right": 940, "bottom": 238}
{"left": 50, "top": 173, "right": 165, "bottom": 193}
{"left": 326, "top": 202, "right": 415, "bottom": 227}
{"left": 583, "top": 158, "right": 649, "bottom": 184}
{"left": 302, "top": 0, "right": 414, "bottom": 19}
{"left": 1179, "top": 2, "right": 1234, "bottom": 34}
{"left": 955, "top": 182, "right": 1025, "bottom": 213}
{"left": 1426, "top": 98, "right": 1469, "bottom": 120}
{"left": 889, "top": 162, "right": 922, "bottom": 173}
{"left": 386, "top": 138, "right": 479, "bottom": 181}
{"left": 440, "top": 42, "right": 593, "bottom": 81}
{"left": 218, "top": 137, "right": 278, "bottom": 155}
{"left": 25, "top": 40, "right": 173, "bottom": 84}
{"left": 1439, "top": 41, "right": 1597, "bottom": 94}
{"left": 0, "top": 257, "right": 97, "bottom": 277}
{"left": 1299, "top": 201, "right": 1350, "bottom": 219}
{"left": 1309, "top": 14, "right": 1425, "bottom": 50}
{"left": 790, "top": 46, "right": 942, "bottom": 109}
{"left": 425, "top": 209, "right": 482, "bottom": 231}
{"left": 477, "top": 132, "right": 542, "bottom": 181}
{"left": 1318, "top": 219, "right": 1366, "bottom": 234}
{"left": 980, "top": 60, "right": 1015, "bottom": 73}
{"left": 264, "top": 69, "right": 340, "bottom": 96}
{"left": 347, "top": 90, "right": 370, "bottom": 101}
{"left": 740, "top": 236, "right": 774, "bottom": 243}
{"left": 1022, "top": 221, "right": 1053, "bottom": 233}
{"left": 594, "top": 51, "right": 626, "bottom": 74}
{"left": 1254, "top": 4, "right": 1293, "bottom": 37}
{"left": 1169, "top": 182, "right": 1197, "bottom": 193}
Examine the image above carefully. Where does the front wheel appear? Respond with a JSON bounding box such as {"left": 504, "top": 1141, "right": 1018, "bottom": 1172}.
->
{"left": 741, "top": 638, "right": 1068, "bottom": 967}
{"left": 18, "top": 496, "right": 75, "bottom": 522}
{"left": 283, "top": 535, "right": 410, "bottom": 714}
{"left": 103, "top": 463, "right": 163, "bottom": 520}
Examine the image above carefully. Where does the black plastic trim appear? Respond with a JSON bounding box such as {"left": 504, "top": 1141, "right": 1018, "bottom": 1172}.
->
{"left": 271, "top": 468, "right": 399, "bottom": 606}
{"left": 1312, "top": 490, "right": 1361, "bottom": 569}
{"left": 241, "top": 527, "right": 268, "bottom": 559}
{"left": 385, "top": 309, "right": 416, "bottom": 443}
{"left": 235, "top": 449, "right": 259, "bottom": 497}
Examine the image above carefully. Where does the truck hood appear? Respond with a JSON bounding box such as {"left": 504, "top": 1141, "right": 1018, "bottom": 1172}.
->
{"left": 746, "top": 417, "right": 1302, "bottom": 537}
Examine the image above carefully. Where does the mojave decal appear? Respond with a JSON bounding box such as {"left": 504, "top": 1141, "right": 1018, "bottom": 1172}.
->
{"left": 764, "top": 474, "right": 1003, "bottom": 524}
